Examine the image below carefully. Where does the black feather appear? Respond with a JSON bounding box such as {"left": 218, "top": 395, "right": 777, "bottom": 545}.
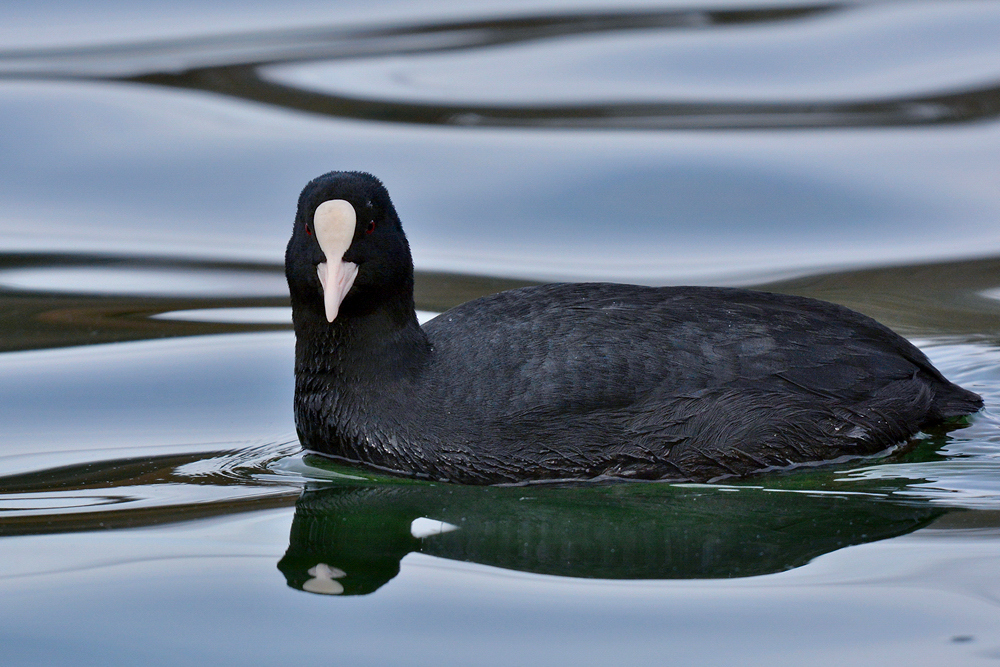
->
{"left": 286, "top": 171, "right": 983, "bottom": 484}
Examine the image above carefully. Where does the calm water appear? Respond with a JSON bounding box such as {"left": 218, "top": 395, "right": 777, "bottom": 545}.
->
{"left": 3, "top": 1, "right": 1000, "bottom": 664}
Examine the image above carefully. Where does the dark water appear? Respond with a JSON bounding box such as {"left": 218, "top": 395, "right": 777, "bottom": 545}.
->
{"left": 3, "top": 1, "right": 1000, "bottom": 664}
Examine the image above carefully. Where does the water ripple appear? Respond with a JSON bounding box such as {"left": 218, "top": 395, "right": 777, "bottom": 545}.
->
{"left": 840, "top": 460, "right": 1000, "bottom": 510}
{"left": 2, "top": 2, "right": 998, "bottom": 130}
{"left": 0, "top": 439, "right": 302, "bottom": 536}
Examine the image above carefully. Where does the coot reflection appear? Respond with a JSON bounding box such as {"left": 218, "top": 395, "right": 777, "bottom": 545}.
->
{"left": 278, "top": 479, "right": 944, "bottom": 595}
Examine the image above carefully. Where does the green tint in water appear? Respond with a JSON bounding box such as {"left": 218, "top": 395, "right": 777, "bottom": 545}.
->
{"left": 1, "top": 248, "right": 999, "bottom": 667}
{"left": 279, "top": 470, "right": 947, "bottom": 593}
{"left": 2, "top": 0, "right": 1000, "bottom": 664}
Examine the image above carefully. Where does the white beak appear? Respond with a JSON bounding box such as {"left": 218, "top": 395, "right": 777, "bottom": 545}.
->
{"left": 313, "top": 199, "right": 360, "bottom": 323}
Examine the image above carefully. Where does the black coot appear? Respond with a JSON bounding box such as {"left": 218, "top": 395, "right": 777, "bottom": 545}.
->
{"left": 285, "top": 171, "right": 982, "bottom": 484}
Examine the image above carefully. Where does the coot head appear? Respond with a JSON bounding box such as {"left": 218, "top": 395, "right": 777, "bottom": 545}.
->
{"left": 285, "top": 171, "right": 414, "bottom": 327}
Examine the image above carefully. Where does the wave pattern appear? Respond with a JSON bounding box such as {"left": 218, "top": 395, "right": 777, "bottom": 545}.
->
{"left": 1, "top": 3, "right": 998, "bottom": 129}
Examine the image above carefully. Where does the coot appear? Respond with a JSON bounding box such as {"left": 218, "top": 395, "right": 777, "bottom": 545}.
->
{"left": 285, "top": 171, "right": 982, "bottom": 484}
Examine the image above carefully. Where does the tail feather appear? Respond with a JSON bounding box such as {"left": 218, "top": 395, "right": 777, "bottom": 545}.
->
{"left": 928, "top": 382, "right": 983, "bottom": 421}
{"left": 621, "top": 373, "right": 981, "bottom": 482}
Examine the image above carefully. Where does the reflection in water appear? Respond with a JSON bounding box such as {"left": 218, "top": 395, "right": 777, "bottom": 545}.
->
{"left": 3, "top": 250, "right": 998, "bottom": 352}
{"left": 0, "top": 265, "right": 287, "bottom": 297}
{"left": 0, "top": 4, "right": 843, "bottom": 74}
{"left": 0, "top": 252, "right": 539, "bottom": 352}
{"left": 277, "top": 476, "right": 945, "bottom": 595}
{"left": 0, "top": 443, "right": 300, "bottom": 536}
{"left": 1, "top": 0, "right": 999, "bottom": 660}
{"left": 0, "top": 253, "right": 291, "bottom": 352}
{"left": 1, "top": 3, "right": 998, "bottom": 130}
{"left": 758, "top": 256, "right": 1000, "bottom": 340}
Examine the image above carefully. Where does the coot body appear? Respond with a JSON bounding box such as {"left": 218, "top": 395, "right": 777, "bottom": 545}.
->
{"left": 285, "top": 171, "right": 982, "bottom": 484}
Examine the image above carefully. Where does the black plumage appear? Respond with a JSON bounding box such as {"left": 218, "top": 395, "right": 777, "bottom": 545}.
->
{"left": 286, "top": 171, "right": 982, "bottom": 484}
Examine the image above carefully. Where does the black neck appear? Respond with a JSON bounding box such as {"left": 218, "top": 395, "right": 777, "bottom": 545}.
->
{"left": 293, "top": 289, "right": 430, "bottom": 383}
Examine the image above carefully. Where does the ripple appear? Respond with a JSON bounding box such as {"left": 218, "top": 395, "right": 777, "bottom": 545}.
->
{"left": 0, "top": 493, "right": 122, "bottom": 513}
{"left": 0, "top": 440, "right": 302, "bottom": 535}
{"left": 263, "top": 3, "right": 1000, "bottom": 105}
{"left": 0, "top": 266, "right": 288, "bottom": 297}
{"left": 154, "top": 307, "right": 440, "bottom": 324}
{"left": 839, "top": 460, "right": 1000, "bottom": 510}
{"left": 831, "top": 337, "right": 1000, "bottom": 510}
{"left": 154, "top": 307, "right": 293, "bottom": 324}
{"left": 3, "top": 3, "right": 999, "bottom": 130}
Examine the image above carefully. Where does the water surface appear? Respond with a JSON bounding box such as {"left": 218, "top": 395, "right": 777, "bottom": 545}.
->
{"left": 2, "top": 1, "right": 1000, "bottom": 664}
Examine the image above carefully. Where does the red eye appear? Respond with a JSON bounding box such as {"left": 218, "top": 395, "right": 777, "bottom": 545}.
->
{"left": 305, "top": 223, "right": 312, "bottom": 236}
{"left": 366, "top": 220, "right": 375, "bottom": 235}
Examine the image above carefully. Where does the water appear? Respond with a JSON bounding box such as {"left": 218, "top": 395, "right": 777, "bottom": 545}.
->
{"left": 2, "top": 1, "right": 1000, "bottom": 664}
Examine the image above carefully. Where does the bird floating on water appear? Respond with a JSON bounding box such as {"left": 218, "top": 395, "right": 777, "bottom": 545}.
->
{"left": 285, "top": 171, "right": 982, "bottom": 484}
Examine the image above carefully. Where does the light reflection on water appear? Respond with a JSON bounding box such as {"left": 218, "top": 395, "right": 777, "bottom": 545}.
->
{"left": 0, "top": 265, "right": 289, "bottom": 296}
{"left": 263, "top": 3, "right": 1000, "bottom": 104}
{"left": 2, "top": 255, "right": 998, "bottom": 527}
{"left": 1, "top": 2, "right": 1000, "bottom": 282}
{"left": 1, "top": 294, "right": 998, "bottom": 660}
{"left": 2, "top": 0, "right": 1000, "bottom": 664}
